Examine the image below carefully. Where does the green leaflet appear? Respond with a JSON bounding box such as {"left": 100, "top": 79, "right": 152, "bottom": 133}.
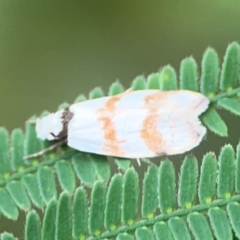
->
{"left": 105, "top": 174, "right": 123, "bottom": 231}
{"left": 135, "top": 227, "right": 154, "bottom": 240}
{"left": 72, "top": 153, "right": 96, "bottom": 186}
{"left": 108, "top": 81, "right": 125, "bottom": 96}
{"left": 122, "top": 168, "right": 139, "bottom": 225}
{"left": 131, "top": 76, "right": 147, "bottom": 90}
{"left": 220, "top": 42, "right": 240, "bottom": 91}
{"left": 41, "top": 200, "right": 57, "bottom": 240}
{"left": 0, "top": 128, "right": 11, "bottom": 178}
{"left": 0, "top": 232, "right": 17, "bottom": 240}
{"left": 227, "top": 202, "right": 240, "bottom": 239}
{"left": 202, "top": 107, "right": 228, "bottom": 136}
{"left": 10, "top": 128, "right": 25, "bottom": 171}
{"left": 200, "top": 47, "right": 219, "bottom": 97}
{"left": 142, "top": 164, "right": 158, "bottom": 218}
{"left": 154, "top": 222, "right": 173, "bottom": 240}
{"left": 146, "top": 73, "right": 160, "bottom": 89}
{"left": 159, "top": 160, "right": 176, "bottom": 214}
{"left": 159, "top": 65, "right": 177, "bottom": 90}
{"left": 73, "top": 187, "right": 88, "bottom": 239}
{"left": 0, "top": 188, "right": 18, "bottom": 220}
{"left": 168, "top": 217, "right": 191, "bottom": 240}
{"left": 178, "top": 155, "right": 198, "bottom": 208}
{"left": 218, "top": 97, "right": 240, "bottom": 115}
{"left": 198, "top": 152, "right": 217, "bottom": 204}
{"left": 180, "top": 57, "right": 198, "bottom": 91}
{"left": 55, "top": 160, "right": 76, "bottom": 194}
{"left": 208, "top": 207, "right": 232, "bottom": 240}
{"left": 89, "top": 87, "right": 105, "bottom": 99}
{"left": 187, "top": 212, "right": 213, "bottom": 240}
{"left": 89, "top": 181, "right": 106, "bottom": 236}
{"left": 25, "top": 211, "right": 41, "bottom": 240}
{"left": 37, "top": 166, "right": 57, "bottom": 204}
{"left": 217, "top": 144, "right": 235, "bottom": 199}
{"left": 21, "top": 174, "right": 43, "bottom": 209}
{"left": 6, "top": 180, "right": 31, "bottom": 211}
{"left": 55, "top": 193, "right": 72, "bottom": 240}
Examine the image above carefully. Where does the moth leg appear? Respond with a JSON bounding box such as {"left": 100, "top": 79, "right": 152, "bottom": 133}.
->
{"left": 136, "top": 158, "right": 141, "bottom": 166}
{"left": 24, "top": 138, "right": 67, "bottom": 160}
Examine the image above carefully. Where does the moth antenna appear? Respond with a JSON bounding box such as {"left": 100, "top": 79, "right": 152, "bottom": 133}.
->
{"left": 24, "top": 139, "right": 67, "bottom": 160}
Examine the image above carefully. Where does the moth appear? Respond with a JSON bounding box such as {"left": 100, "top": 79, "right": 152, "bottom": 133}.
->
{"left": 26, "top": 90, "right": 209, "bottom": 160}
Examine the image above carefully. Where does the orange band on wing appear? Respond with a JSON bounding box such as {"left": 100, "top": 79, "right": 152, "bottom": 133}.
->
{"left": 140, "top": 92, "right": 166, "bottom": 154}
{"left": 97, "top": 96, "right": 124, "bottom": 156}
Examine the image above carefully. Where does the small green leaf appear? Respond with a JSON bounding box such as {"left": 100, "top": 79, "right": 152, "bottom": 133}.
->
{"left": 6, "top": 181, "right": 31, "bottom": 211}
{"left": 180, "top": 57, "right": 198, "bottom": 91}
{"left": 142, "top": 165, "right": 158, "bottom": 218}
{"left": 109, "top": 81, "right": 125, "bottom": 96}
{"left": 21, "top": 174, "right": 43, "bottom": 209}
{"left": 122, "top": 168, "right": 139, "bottom": 225}
{"left": 90, "top": 154, "right": 110, "bottom": 182}
{"left": 131, "top": 76, "right": 146, "bottom": 90}
{"left": 0, "top": 188, "right": 18, "bottom": 220}
{"left": 74, "top": 94, "right": 87, "bottom": 103}
{"left": 25, "top": 211, "right": 41, "bottom": 240}
{"left": 24, "top": 118, "right": 42, "bottom": 158}
{"left": 0, "top": 127, "right": 11, "bottom": 178}
{"left": 202, "top": 108, "right": 228, "bottom": 136}
{"left": 116, "top": 233, "right": 134, "bottom": 240}
{"left": 159, "top": 160, "right": 176, "bottom": 214}
{"left": 208, "top": 207, "right": 232, "bottom": 240}
{"left": 41, "top": 200, "right": 57, "bottom": 240}
{"left": 159, "top": 65, "right": 177, "bottom": 90}
{"left": 154, "top": 222, "right": 174, "bottom": 240}
{"left": 168, "top": 217, "right": 191, "bottom": 240}
{"left": 89, "top": 181, "right": 106, "bottom": 236}
{"left": 55, "top": 192, "right": 72, "bottom": 240}
{"left": 218, "top": 98, "right": 240, "bottom": 115}
{"left": 146, "top": 73, "right": 160, "bottom": 89}
{"left": 89, "top": 87, "right": 104, "bottom": 99}
{"left": 135, "top": 227, "right": 154, "bottom": 240}
{"left": 114, "top": 158, "right": 132, "bottom": 171}
{"left": 220, "top": 42, "right": 240, "bottom": 91}
{"left": 73, "top": 187, "right": 88, "bottom": 239}
{"left": 58, "top": 102, "right": 69, "bottom": 110}
{"left": 178, "top": 155, "right": 198, "bottom": 208}
{"left": 105, "top": 174, "right": 123, "bottom": 231}
{"left": 227, "top": 202, "right": 240, "bottom": 239}
{"left": 236, "top": 143, "right": 240, "bottom": 193}
{"left": 217, "top": 144, "right": 235, "bottom": 199}
{"left": 1, "top": 232, "right": 17, "bottom": 240}
{"left": 37, "top": 166, "right": 56, "bottom": 204}
{"left": 72, "top": 153, "right": 95, "bottom": 186}
{"left": 187, "top": 212, "right": 213, "bottom": 240}
{"left": 200, "top": 47, "right": 219, "bottom": 97}
{"left": 198, "top": 152, "right": 217, "bottom": 204}
{"left": 11, "top": 128, "right": 25, "bottom": 171}
{"left": 55, "top": 160, "right": 75, "bottom": 194}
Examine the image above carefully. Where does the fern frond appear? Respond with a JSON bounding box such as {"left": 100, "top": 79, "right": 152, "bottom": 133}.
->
{"left": 16, "top": 143, "right": 240, "bottom": 239}
{"left": 1, "top": 42, "right": 240, "bottom": 239}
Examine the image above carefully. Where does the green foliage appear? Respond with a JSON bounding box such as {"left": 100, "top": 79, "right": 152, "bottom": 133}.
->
{"left": 1, "top": 42, "right": 240, "bottom": 239}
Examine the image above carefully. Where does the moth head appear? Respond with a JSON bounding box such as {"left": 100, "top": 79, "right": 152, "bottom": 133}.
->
{"left": 36, "top": 110, "right": 64, "bottom": 141}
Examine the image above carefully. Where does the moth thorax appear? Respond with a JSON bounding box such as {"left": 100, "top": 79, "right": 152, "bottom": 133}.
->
{"left": 36, "top": 108, "right": 73, "bottom": 141}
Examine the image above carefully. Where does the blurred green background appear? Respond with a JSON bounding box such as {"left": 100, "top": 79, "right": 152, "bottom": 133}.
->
{"left": 1, "top": 1, "right": 240, "bottom": 131}
{"left": 1, "top": 1, "right": 240, "bottom": 238}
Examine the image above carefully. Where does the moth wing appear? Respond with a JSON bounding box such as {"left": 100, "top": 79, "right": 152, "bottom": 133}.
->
{"left": 67, "top": 90, "right": 209, "bottom": 158}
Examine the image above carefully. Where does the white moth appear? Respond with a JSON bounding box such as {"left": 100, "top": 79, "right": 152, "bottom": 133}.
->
{"left": 29, "top": 90, "right": 209, "bottom": 159}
